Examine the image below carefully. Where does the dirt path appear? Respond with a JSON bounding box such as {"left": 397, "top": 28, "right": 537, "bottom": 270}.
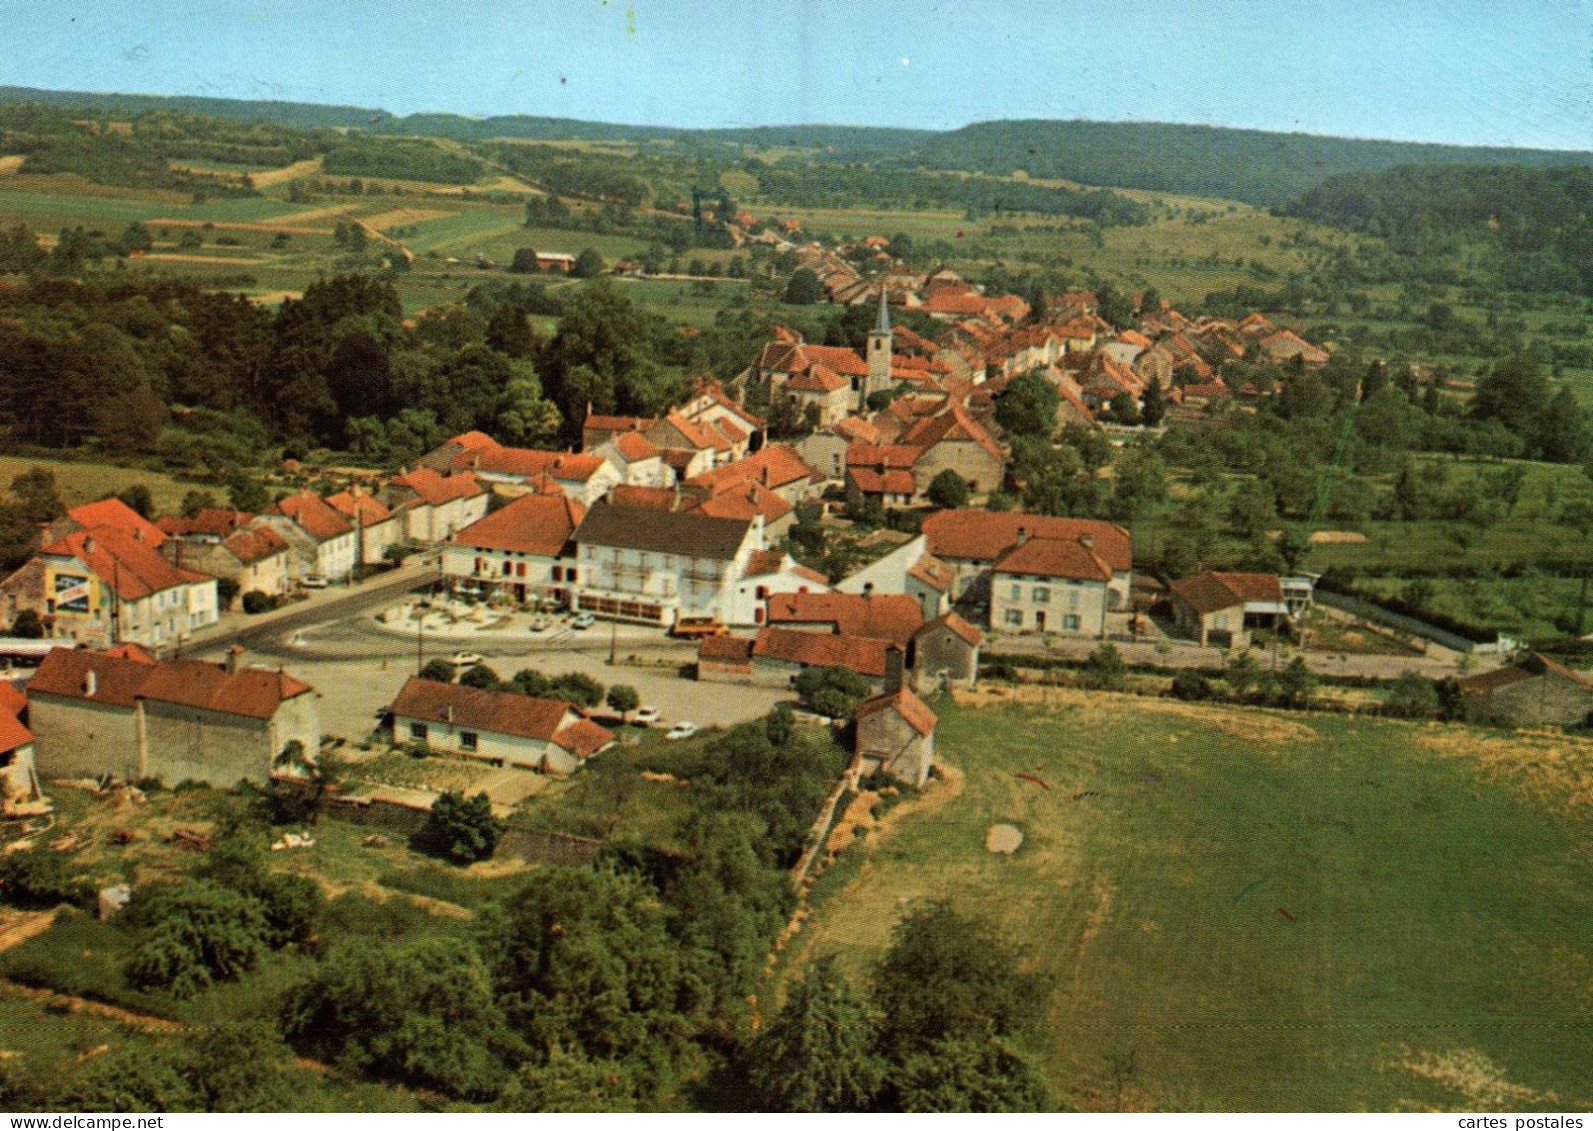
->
{"left": 0, "top": 977, "right": 182, "bottom": 1032}
{"left": 0, "top": 909, "right": 57, "bottom": 953}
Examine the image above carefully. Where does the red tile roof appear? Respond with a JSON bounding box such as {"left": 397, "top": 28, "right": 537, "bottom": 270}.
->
{"left": 766, "top": 592, "right": 923, "bottom": 646}
{"left": 158, "top": 509, "right": 254, "bottom": 538}
{"left": 830, "top": 417, "right": 883, "bottom": 444}
{"left": 611, "top": 431, "right": 661, "bottom": 463}
{"left": 922, "top": 510, "right": 1132, "bottom": 573}
{"left": 847, "top": 466, "right": 917, "bottom": 496}
{"left": 41, "top": 528, "right": 210, "bottom": 601}
{"left": 855, "top": 686, "right": 937, "bottom": 736}
{"left": 30, "top": 649, "right": 310, "bottom": 718}
{"left": 917, "top": 611, "right": 983, "bottom": 647}
{"left": 454, "top": 446, "right": 610, "bottom": 483}
{"left": 687, "top": 444, "right": 817, "bottom": 495}
{"left": 847, "top": 443, "right": 920, "bottom": 470}
{"left": 696, "top": 483, "right": 793, "bottom": 525}
{"left": 390, "top": 677, "right": 611, "bottom": 756}
{"left": 0, "top": 706, "right": 33, "bottom": 753}
{"left": 752, "top": 627, "right": 890, "bottom": 678}
{"left": 607, "top": 485, "right": 682, "bottom": 512}
{"left": 453, "top": 493, "right": 585, "bottom": 557}
{"left": 64, "top": 499, "right": 167, "bottom": 548}
{"left": 585, "top": 413, "right": 659, "bottom": 436}
{"left": 326, "top": 492, "right": 393, "bottom": 523}
{"left": 794, "top": 344, "right": 870, "bottom": 378}
{"left": 0, "top": 681, "right": 27, "bottom": 718}
{"left": 907, "top": 553, "right": 955, "bottom": 593}
{"left": 1167, "top": 571, "right": 1284, "bottom": 615}
{"left": 390, "top": 468, "right": 486, "bottom": 507}
{"left": 784, "top": 363, "right": 849, "bottom": 394}
{"left": 898, "top": 404, "right": 1004, "bottom": 466}
{"left": 273, "top": 492, "right": 354, "bottom": 543}
{"left": 223, "top": 526, "right": 289, "bottom": 566}
{"left": 994, "top": 536, "right": 1114, "bottom": 583}
{"left": 699, "top": 634, "right": 754, "bottom": 664}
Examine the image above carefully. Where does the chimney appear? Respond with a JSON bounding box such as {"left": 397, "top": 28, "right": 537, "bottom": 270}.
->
{"left": 83, "top": 535, "right": 95, "bottom": 556}
{"left": 225, "top": 645, "right": 243, "bottom": 675}
{"left": 863, "top": 581, "right": 875, "bottom": 597}
{"left": 1015, "top": 526, "right": 1029, "bottom": 545}
{"left": 1079, "top": 533, "right": 1094, "bottom": 549}
{"left": 884, "top": 645, "right": 905, "bottom": 695}
{"left": 444, "top": 705, "right": 455, "bottom": 724}
{"left": 84, "top": 669, "right": 97, "bottom": 697}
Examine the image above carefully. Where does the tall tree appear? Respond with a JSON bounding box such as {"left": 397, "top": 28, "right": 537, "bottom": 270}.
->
{"left": 748, "top": 957, "right": 881, "bottom": 1112}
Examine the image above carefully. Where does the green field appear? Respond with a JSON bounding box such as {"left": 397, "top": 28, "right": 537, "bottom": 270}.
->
{"left": 791, "top": 693, "right": 1593, "bottom": 1111}
{"left": 0, "top": 456, "right": 209, "bottom": 516}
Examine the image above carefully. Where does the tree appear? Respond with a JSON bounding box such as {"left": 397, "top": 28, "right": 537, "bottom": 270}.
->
{"left": 1276, "top": 656, "right": 1317, "bottom": 709}
{"left": 1385, "top": 670, "right": 1439, "bottom": 718}
{"left": 1140, "top": 375, "right": 1166, "bottom": 427}
{"left": 1472, "top": 354, "right": 1549, "bottom": 437}
{"left": 8, "top": 609, "right": 42, "bottom": 639}
{"left": 994, "top": 373, "right": 1060, "bottom": 438}
{"left": 10, "top": 468, "right": 62, "bottom": 524}
{"left": 893, "top": 1036, "right": 1054, "bottom": 1113}
{"left": 606, "top": 684, "right": 640, "bottom": 721}
{"left": 784, "top": 267, "right": 823, "bottom": 305}
{"left": 114, "top": 484, "right": 154, "bottom": 519}
{"left": 124, "top": 881, "right": 268, "bottom": 998}
{"left": 1225, "top": 652, "right": 1261, "bottom": 699}
{"left": 571, "top": 247, "right": 605, "bottom": 278}
{"left": 509, "top": 247, "right": 541, "bottom": 274}
{"left": 179, "top": 489, "right": 217, "bottom": 518}
{"left": 748, "top": 957, "right": 882, "bottom": 1112}
{"left": 424, "top": 790, "right": 503, "bottom": 863}
{"left": 926, "top": 469, "right": 971, "bottom": 509}
{"left": 420, "top": 658, "right": 457, "bottom": 683}
{"left": 546, "top": 671, "right": 604, "bottom": 708}
{"left": 225, "top": 469, "right": 269, "bottom": 514}
{"left": 873, "top": 901, "right": 1041, "bottom": 1055}
{"left": 794, "top": 666, "right": 873, "bottom": 719}
{"left": 459, "top": 663, "right": 502, "bottom": 690}
{"left": 1109, "top": 446, "right": 1167, "bottom": 520}
{"left": 1080, "top": 642, "right": 1127, "bottom": 690}
{"left": 0, "top": 845, "right": 91, "bottom": 908}
{"left": 765, "top": 702, "right": 796, "bottom": 746}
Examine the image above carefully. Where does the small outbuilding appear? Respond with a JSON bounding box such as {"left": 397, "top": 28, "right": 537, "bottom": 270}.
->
{"left": 1454, "top": 652, "right": 1593, "bottom": 729}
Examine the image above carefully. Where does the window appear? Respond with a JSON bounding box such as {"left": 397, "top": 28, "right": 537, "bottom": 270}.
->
{"left": 1033, "top": 586, "right": 1050, "bottom": 603}
{"left": 1069, "top": 587, "right": 1081, "bottom": 608}
{"left": 1063, "top": 614, "right": 1081, "bottom": 631}
{"left": 460, "top": 731, "right": 478, "bottom": 752}
{"left": 410, "top": 722, "right": 428, "bottom": 742}
{"left": 1010, "top": 584, "right": 1021, "bottom": 601}
{"left": 1004, "top": 608, "right": 1023, "bottom": 627}
{"left": 516, "top": 563, "right": 526, "bottom": 578}
{"left": 502, "top": 560, "right": 513, "bottom": 576}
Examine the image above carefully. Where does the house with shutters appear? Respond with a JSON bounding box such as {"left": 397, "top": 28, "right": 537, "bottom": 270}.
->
{"left": 989, "top": 531, "right": 1117, "bottom": 637}
{"left": 921, "top": 509, "right": 1133, "bottom": 615}
{"left": 442, "top": 492, "right": 585, "bottom": 607}
{"left": 381, "top": 468, "right": 491, "bottom": 546}
{"left": 389, "top": 677, "right": 613, "bottom": 775}
{"left": 26, "top": 646, "right": 319, "bottom": 786}
{"left": 255, "top": 491, "right": 357, "bottom": 582}
{"left": 326, "top": 490, "right": 405, "bottom": 566}
{"left": 4, "top": 526, "right": 219, "bottom": 650}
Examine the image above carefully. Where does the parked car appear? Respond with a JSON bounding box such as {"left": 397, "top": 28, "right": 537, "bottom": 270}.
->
{"left": 299, "top": 574, "right": 329, "bottom": 589}
{"left": 665, "top": 721, "right": 698, "bottom": 741}
{"left": 671, "top": 616, "right": 727, "bottom": 639}
{"left": 528, "top": 615, "right": 551, "bottom": 632}
{"left": 449, "top": 651, "right": 484, "bottom": 667}
{"left": 632, "top": 706, "right": 662, "bottom": 726}
{"left": 571, "top": 612, "right": 596, "bottom": 630}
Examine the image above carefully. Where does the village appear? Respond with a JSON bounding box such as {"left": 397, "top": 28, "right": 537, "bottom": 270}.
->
{"left": 0, "top": 258, "right": 1579, "bottom": 843}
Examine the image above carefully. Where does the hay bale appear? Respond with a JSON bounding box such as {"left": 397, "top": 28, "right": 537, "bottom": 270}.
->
{"left": 985, "top": 823, "right": 1023, "bottom": 854}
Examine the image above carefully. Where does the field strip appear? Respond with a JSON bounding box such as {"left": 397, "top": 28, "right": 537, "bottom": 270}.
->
{"left": 0, "top": 156, "right": 24, "bottom": 175}
{"left": 141, "top": 252, "right": 266, "bottom": 265}
{"left": 146, "top": 217, "right": 334, "bottom": 235}
{"left": 250, "top": 156, "right": 322, "bottom": 186}
{"left": 362, "top": 207, "right": 454, "bottom": 231}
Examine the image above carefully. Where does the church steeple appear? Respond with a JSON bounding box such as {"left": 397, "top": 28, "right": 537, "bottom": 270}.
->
{"left": 875, "top": 283, "right": 891, "bottom": 335}
{"left": 865, "top": 282, "right": 893, "bottom": 409}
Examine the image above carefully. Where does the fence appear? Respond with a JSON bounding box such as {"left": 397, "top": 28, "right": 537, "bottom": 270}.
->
{"left": 325, "top": 793, "right": 604, "bottom": 866}
{"left": 1313, "top": 590, "right": 1512, "bottom": 654}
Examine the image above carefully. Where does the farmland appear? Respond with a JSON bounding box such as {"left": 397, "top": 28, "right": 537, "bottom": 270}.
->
{"left": 787, "top": 693, "right": 1593, "bottom": 1111}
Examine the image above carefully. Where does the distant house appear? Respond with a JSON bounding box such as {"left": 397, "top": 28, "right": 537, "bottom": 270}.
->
{"left": 0, "top": 694, "right": 42, "bottom": 816}
{"left": 765, "top": 591, "right": 924, "bottom": 647}
{"left": 259, "top": 491, "right": 357, "bottom": 582}
{"left": 1166, "top": 571, "right": 1292, "bottom": 648}
{"left": 160, "top": 512, "right": 293, "bottom": 598}
{"left": 442, "top": 493, "right": 585, "bottom": 607}
{"left": 448, "top": 438, "right": 621, "bottom": 505}
{"left": 27, "top": 647, "right": 319, "bottom": 786}
{"left": 855, "top": 651, "right": 938, "bottom": 787}
{"left": 388, "top": 677, "right": 613, "bottom": 775}
{"left": 381, "top": 468, "right": 491, "bottom": 545}
{"left": 591, "top": 431, "right": 674, "bottom": 488}
{"left": 896, "top": 404, "right": 1005, "bottom": 496}
{"left": 42, "top": 498, "right": 168, "bottom": 551}
{"left": 748, "top": 627, "right": 891, "bottom": 690}
{"left": 1455, "top": 653, "right": 1593, "bottom": 729}
{"left": 990, "top": 532, "right": 1116, "bottom": 637}
{"left": 326, "top": 491, "right": 405, "bottom": 566}
{"left": 837, "top": 533, "right": 954, "bottom": 621}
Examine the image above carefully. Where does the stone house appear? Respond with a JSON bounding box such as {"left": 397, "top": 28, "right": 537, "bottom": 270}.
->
{"left": 990, "top": 533, "right": 1115, "bottom": 637}
{"left": 836, "top": 533, "right": 954, "bottom": 621}
{"left": 326, "top": 491, "right": 406, "bottom": 566}
{"left": 27, "top": 647, "right": 319, "bottom": 787}
{"left": 910, "top": 612, "right": 983, "bottom": 692}
{"left": 388, "top": 677, "right": 613, "bottom": 775}
{"left": 855, "top": 654, "right": 938, "bottom": 787}
{"left": 1455, "top": 653, "right": 1593, "bottom": 729}
{"left": 921, "top": 509, "right": 1133, "bottom": 612}
{"left": 260, "top": 492, "right": 358, "bottom": 582}
{"left": 381, "top": 468, "right": 491, "bottom": 546}
{"left": 159, "top": 510, "right": 293, "bottom": 598}
{"left": 0, "top": 691, "right": 42, "bottom": 816}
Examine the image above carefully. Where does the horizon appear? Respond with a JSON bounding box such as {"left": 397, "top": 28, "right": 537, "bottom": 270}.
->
{"left": 1, "top": 0, "right": 1589, "bottom": 151}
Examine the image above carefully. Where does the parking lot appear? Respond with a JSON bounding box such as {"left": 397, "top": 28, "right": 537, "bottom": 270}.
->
{"left": 190, "top": 596, "right": 790, "bottom": 744}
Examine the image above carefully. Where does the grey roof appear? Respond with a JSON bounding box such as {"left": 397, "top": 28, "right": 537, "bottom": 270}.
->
{"left": 875, "top": 283, "right": 891, "bottom": 335}
{"left": 574, "top": 500, "right": 753, "bottom": 560}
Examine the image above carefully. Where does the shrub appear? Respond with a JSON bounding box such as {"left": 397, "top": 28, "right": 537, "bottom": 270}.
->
{"left": 795, "top": 666, "right": 874, "bottom": 719}
{"left": 240, "top": 590, "right": 275, "bottom": 615}
{"left": 123, "top": 882, "right": 268, "bottom": 998}
{"left": 1169, "top": 669, "right": 1215, "bottom": 701}
{"left": 0, "top": 847, "right": 92, "bottom": 909}
{"left": 422, "top": 791, "right": 503, "bottom": 864}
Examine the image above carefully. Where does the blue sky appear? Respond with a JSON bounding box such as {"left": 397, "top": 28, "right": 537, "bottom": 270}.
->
{"left": 4, "top": 0, "right": 1590, "bottom": 148}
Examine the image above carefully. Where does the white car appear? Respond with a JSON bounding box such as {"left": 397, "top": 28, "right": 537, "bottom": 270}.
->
{"left": 665, "top": 721, "right": 698, "bottom": 741}
{"left": 571, "top": 612, "right": 596, "bottom": 630}
{"left": 449, "top": 651, "right": 484, "bottom": 667}
{"left": 632, "top": 706, "right": 662, "bottom": 726}
{"left": 299, "top": 574, "right": 329, "bottom": 589}
{"left": 528, "top": 615, "right": 551, "bottom": 632}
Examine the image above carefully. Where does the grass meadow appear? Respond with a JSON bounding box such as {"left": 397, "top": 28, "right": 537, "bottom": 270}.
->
{"left": 788, "top": 693, "right": 1593, "bottom": 1112}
